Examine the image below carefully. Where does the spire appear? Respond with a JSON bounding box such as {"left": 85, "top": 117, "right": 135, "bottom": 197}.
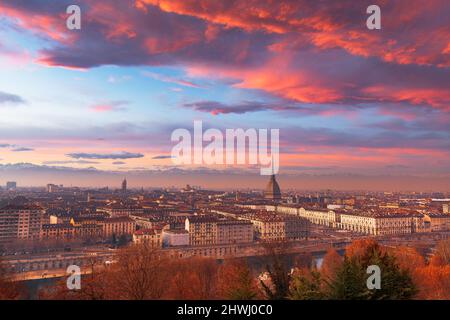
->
{"left": 121, "top": 177, "right": 127, "bottom": 191}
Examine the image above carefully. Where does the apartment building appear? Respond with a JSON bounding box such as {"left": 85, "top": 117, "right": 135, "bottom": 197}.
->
{"left": 99, "top": 204, "right": 144, "bottom": 218}
{"left": 132, "top": 228, "right": 163, "bottom": 248}
{"left": 41, "top": 223, "right": 77, "bottom": 240}
{"left": 339, "top": 213, "right": 413, "bottom": 235}
{"left": 0, "top": 205, "right": 44, "bottom": 243}
{"left": 185, "top": 216, "right": 253, "bottom": 246}
{"left": 241, "top": 213, "right": 309, "bottom": 241}
{"left": 102, "top": 217, "right": 136, "bottom": 238}
{"left": 423, "top": 213, "right": 450, "bottom": 231}
{"left": 217, "top": 220, "right": 254, "bottom": 244}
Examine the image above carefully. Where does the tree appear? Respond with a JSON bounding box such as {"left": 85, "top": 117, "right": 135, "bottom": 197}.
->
{"left": 217, "top": 259, "right": 259, "bottom": 300}
{"left": 328, "top": 256, "right": 368, "bottom": 299}
{"left": 39, "top": 259, "right": 109, "bottom": 300}
{"left": 430, "top": 239, "right": 450, "bottom": 266}
{"left": 111, "top": 243, "right": 170, "bottom": 299}
{"left": 164, "top": 257, "right": 219, "bottom": 300}
{"left": 320, "top": 249, "right": 343, "bottom": 283}
{"left": 414, "top": 265, "right": 450, "bottom": 300}
{"left": 117, "top": 234, "right": 128, "bottom": 247}
{"left": 259, "top": 242, "right": 291, "bottom": 300}
{"left": 289, "top": 268, "right": 326, "bottom": 300}
{"left": 0, "top": 259, "right": 21, "bottom": 300}
{"left": 328, "top": 240, "right": 417, "bottom": 300}
{"left": 389, "top": 246, "right": 425, "bottom": 273}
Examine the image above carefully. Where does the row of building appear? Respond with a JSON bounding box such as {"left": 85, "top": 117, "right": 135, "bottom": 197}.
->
{"left": 0, "top": 205, "right": 136, "bottom": 244}
{"left": 132, "top": 211, "right": 310, "bottom": 249}
{"left": 270, "top": 205, "right": 450, "bottom": 235}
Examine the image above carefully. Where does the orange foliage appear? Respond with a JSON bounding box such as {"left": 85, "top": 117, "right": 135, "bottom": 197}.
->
{"left": 216, "top": 259, "right": 261, "bottom": 300}
{"left": 389, "top": 246, "right": 425, "bottom": 273}
{"left": 414, "top": 265, "right": 450, "bottom": 300}
{"left": 345, "top": 238, "right": 383, "bottom": 259}
{"left": 320, "top": 249, "right": 343, "bottom": 282}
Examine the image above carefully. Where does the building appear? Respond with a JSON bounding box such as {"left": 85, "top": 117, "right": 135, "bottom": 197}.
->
{"left": 0, "top": 205, "right": 44, "bottom": 243}
{"left": 47, "top": 184, "right": 63, "bottom": 193}
{"left": 70, "top": 216, "right": 103, "bottom": 239}
{"left": 423, "top": 213, "right": 450, "bottom": 232}
{"left": 102, "top": 217, "right": 136, "bottom": 238}
{"left": 298, "top": 207, "right": 339, "bottom": 228}
{"left": 264, "top": 174, "right": 281, "bottom": 201}
{"left": 49, "top": 211, "right": 73, "bottom": 224}
{"left": 443, "top": 204, "right": 449, "bottom": 214}
{"left": 185, "top": 216, "right": 219, "bottom": 246}
{"left": 162, "top": 229, "right": 189, "bottom": 247}
{"left": 242, "top": 213, "right": 309, "bottom": 241}
{"left": 121, "top": 178, "right": 127, "bottom": 191}
{"left": 6, "top": 181, "right": 17, "bottom": 191}
{"left": 40, "top": 224, "right": 77, "bottom": 240}
{"left": 99, "top": 204, "right": 144, "bottom": 218}
{"left": 217, "top": 220, "right": 254, "bottom": 244}
{"left": 133, "top": 228, "right": 162, "bottom": 248}
{"left": 185, "top": 216, "right": 254, "bottom": 246}
{"left": 339, "top": 213, "right": 413, "bottom": 235}
{"left": 273, "top": 205, "right": 434, "bottom": 236}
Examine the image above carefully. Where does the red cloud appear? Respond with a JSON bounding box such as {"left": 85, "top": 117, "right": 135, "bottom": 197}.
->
{"left": 141, "top": 0, "right": 450, "bottom": 67}
{"left": 1, "top": 0, "right": 449, "bottom": 110}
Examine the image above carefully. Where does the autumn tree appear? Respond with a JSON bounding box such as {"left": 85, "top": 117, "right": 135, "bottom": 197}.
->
{"left": 411, "top": 239, "right": 450, "bottom": 299}
{"left": 39, "top": 259, "right": 110, "bottom": 300}
{"left": 289, "top": 268, "right": 326, "bottom": 300}
{"left": 414, "top": 265, "right": 450, "bottom": 300}
{"left": 110, "top": 243, "right": 170, "bottom": 300}
{"left": 217, "top": 259, "right": 259, "bottom": 300}
{"left": 164, "top": 257, "right": 220, "bottom": 300}
{"left": 0, "top": 258, "right": 21, "bottom": 300}
{"left": 389, "top": 246, "right": 425, "bottom": 273}
{"left": 430, "top": 239, "right": 450, "bottom": 266}
{"left": 329, "top": 240, "right": 417, "bottom": 300}
{"left": 259, "top": 242, "right": 291, "bottom": 300}
{"left": 320, "top": 248, "right": 343, "bottom": 283}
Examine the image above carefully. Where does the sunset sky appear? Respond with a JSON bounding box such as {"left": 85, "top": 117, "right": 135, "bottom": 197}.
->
{"left": 0, "top": 0, "right": 449, "bottom": 190}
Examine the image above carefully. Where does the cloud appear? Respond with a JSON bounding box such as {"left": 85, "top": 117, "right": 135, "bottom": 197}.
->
{"left": 0, "top": 91, "right": 26, "bottom": 105}
{"left": 2, "top": 1, "right": 448, "bottom": 109}
{"left": 112, "top": 161, "right": 126, "bottom": 165}
{"left": 183, "top": 100, "right": 293, "bottom": 115}
{"left": 152, "top": 155, "right": 173, "bottom": 159}
{"left": 142, "top": 71, "right": 203, "bottom": 88}
{"left": 43, "top": 160, "right": 100, "bottom": 165}
{"left": 11, "top": 147, "right": 34, "bottom": 152}
{"left": 139, "top": 0, "right": 450, "bottom": 67}
{"left": 0, "top": 144, "right": 12, "bottom": 148}
{"left": 90, "top": 100, "right": 129, "bottom": 112}
{"left": 66, "top": 151, "right": 145, "bottom": 160}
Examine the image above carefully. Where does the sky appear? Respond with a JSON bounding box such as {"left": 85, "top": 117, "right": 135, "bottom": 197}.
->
{"left": 0, "top": 0, "right": 449, "bottom": 190}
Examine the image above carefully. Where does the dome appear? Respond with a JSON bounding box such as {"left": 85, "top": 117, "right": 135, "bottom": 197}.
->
{"left": 265, "top": 174, "right": 281, "bottom": 200}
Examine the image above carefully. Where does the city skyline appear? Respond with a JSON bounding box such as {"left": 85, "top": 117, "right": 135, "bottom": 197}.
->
{"left": 0, "top": 0, "right": 449, "bottom": 190}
